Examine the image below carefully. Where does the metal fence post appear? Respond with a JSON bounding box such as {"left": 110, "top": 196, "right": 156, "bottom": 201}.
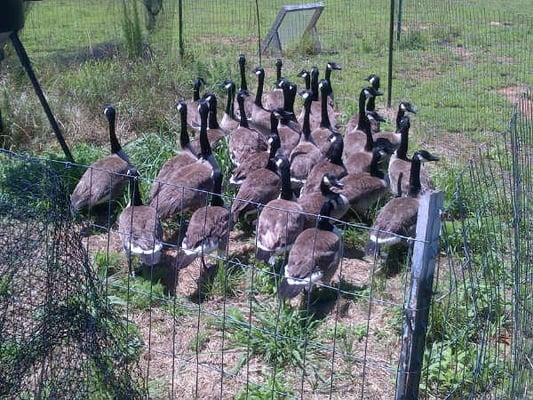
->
{"left": 387, "top": 0, "right": 395, "bottom": 108}
{"left": 178, "top": 0, "right": 184, "bottom": 59}
{"left": 396, "top": 0, "right": 403, "bottom": 41}
{"left": 395, "top": 191, "right": 444, "bottom": 400}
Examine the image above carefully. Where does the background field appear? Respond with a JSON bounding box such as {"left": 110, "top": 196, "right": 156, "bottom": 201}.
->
{"left": 0, "top": 0, "right": 531, "bottom": 399}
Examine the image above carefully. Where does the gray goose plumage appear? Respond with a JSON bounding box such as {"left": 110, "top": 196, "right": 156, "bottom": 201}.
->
{"left": 289, "top": 90, "right": 323, "bottom": 189}
{"left": 345, "top": 75, "right": 382, "bottom": 134}
{"left": 220, "top": 80, "right": 239, "bottom": 132}
{"left": 366, "top": 150, "right": 439, "bottom": 255}
{"left": 149, "top": 101, "right": 218, "bottom": 219}
{"left": 373, "top": 101, "right": 416, "bottom": 148}
{"left": 230, "top": 155, "right": 281, "bottom": 224}
{"left": 343, "top": 87, "right": 381, "bottom": 160}
{"left": 300, "top": 134, "right": 346, "bottom": 196}
{"left": 181, "top": 170, "right": 230, "bottom": 259}
{"left": 70, "top": 106, "right": 130, "bottom": 211}
{"left": 152, "top": 102, "right": 197, "bottom": 187}
{"left": 118, "top": 169, "right": 163, "bottom": 266}
{"left": 186, "top": 78, "right": 204, "bottom": 129}
{"left": 229, "top": 110, "right": 283, "bottom": 185}
{"left": 228, "top": 90, "right": 268, "bottom": 166}
{"left": 298, "top": 173, "right": 349, "bottom": 229}
{"left": 388, "top": 117, "right": 436, "bottom": 196}
{"left": 263, "top": 58, "right": 285, "bottom": 110}
{"left": 256, "top": 155, "right": 305, "bottom": 264}
{"left": 339, "top": 148, "right": 389, "bottom": 215}
{"left": 278, "top": 199, "right": 342, "bottom": 299}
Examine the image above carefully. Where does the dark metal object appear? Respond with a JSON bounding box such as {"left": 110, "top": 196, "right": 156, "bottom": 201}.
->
{"left": 387, "top": 0, "right": 395, "bottom": 108}
{"left": 255, "top": 0, "right": 262, "bottom": 66}
{"left": 395, "top": 192, "right": 444, "bottom": 400}
{"left": 0, "top": 0, "right": 25, "bottom": 34}
{"left": 397, "top": 0, "right": 404, "bottom": 41}
{"left": 178, "top": 0, "right": 184, "bottom": 58}
{"left": 10, "top": 31, "right": 74, "bottom": 162}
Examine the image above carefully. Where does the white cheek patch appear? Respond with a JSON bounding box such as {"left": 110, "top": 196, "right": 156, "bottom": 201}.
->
{"left": 324, "top": 176, "right": 331, "bottom": 186}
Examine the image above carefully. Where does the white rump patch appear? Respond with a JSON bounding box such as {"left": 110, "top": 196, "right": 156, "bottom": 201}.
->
{"left": 369, "top": 234, "right": 401, "bottom": 245}
{"left": 284, "top": 268, "right": 323, "bottom": 286}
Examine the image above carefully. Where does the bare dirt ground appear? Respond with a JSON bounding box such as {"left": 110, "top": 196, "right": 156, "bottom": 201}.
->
{"left": 498, "top": 86, "right": 532, "bottom": 120}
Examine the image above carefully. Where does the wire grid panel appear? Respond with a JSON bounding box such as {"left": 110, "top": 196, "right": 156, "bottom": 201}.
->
{"left": 419, "top": 100, "right": 532, "bottom": 399}
{"left": 0, "top": 149, "right": 428, "bottom": 399}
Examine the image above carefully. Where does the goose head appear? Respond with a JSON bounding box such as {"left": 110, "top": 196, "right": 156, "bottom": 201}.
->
{"left": 327, "top": 62, "right": 342, "bottom": 71}
{"left": 366, "top": 111, "right": 386, "bottom": 123}
{"left": 254, "top": 66, "right": 265, "bottom": 78}
{"left": 318, "top": 79, "right": 331, "bottom": 95}
{"left": 103, "top": 105, "right": 116, "bottom": 122}
{"left": 399, "top": 101, "right": 417, "bottom": 114}
{"left": 299, "top": 89, "right": 313, "bottom": 108}
{"left": 413, "top": 150, "right": 439, "bottom": 163}
{"left": 365, "top": 74, "right": 381, "bottom": 90}
{"left": 322, "top": 173, "right": 344, "bottom": 192}
{"left": 238, "top": 54, "right": 246, "bottom": 67}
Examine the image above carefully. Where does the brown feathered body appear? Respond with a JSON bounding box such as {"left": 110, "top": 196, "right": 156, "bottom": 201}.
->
{"left": 289, "top": 142, "right": 323, "bottom": 187}
{"left": 228, "top": 126, "right": 267, "bottom": 166}
{"left": 339, "top": 173, "right": 388, "bottom": 214}
{"left": 298, "top": 192, "right": 349, "bottom": 229}
{"left": 300, "top": 161, "right": 347, "bottom": 196}
{"left": 344, "top": 151, "right": 373, "bottom": 175}
{"left": 190, "top": 129, "right": 227, "bottom": 156}
{"left": 389, "top": 156, "right": 433, "bottom": 196}
{"left": 181, "top": 206, "right": 230, "bottom": 256}
{"left": 70, "top": 154, "right": 129, "bottom": 211}
{"left": 369, "top": 196, "right": 419, "bottom": 245}
{"left": 118, "top": 205, "right": 163, "bottom": 265}
{"left": 230, "top": 151, "right": 270, "bottom": 185}
{"left": 263, "top": 88, "right": 284, "bottom": 111}
{"left": 278, "top": 124, "right": 301, "bottom": 158}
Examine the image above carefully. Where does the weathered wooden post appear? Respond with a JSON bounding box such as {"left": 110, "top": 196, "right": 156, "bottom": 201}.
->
{"left": 178, "top": 0, "right": 184, "bottom": 59}
{"left": 395, "top": 191, "right": 444, "bottom": 400}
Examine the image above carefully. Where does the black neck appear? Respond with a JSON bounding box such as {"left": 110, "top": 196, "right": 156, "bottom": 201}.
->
{"left": 266, "top": 157, "right": 277, "bottom": 174}
{"left": 199, "top": 110, "right": 212, "bottom": 158}
{"left": 238, "top": 99, "right": 249, "bottom": 128}
{"left": 325, "top": 67, "right": 332, "bottom": 83}
{"left": 211, "top": 171, "right": 224, "bottom": 207}
{"left": 255, "top": 72, "right": 264, "bottom": 107}
{"left": 230, "top": 87, "right": 236, "bottom": 119}
{"left": 240, "top": 64, "right": 247, "bottom": 91}
{"left": 311, "top": 71, "right": 319, "bottom": 101}
{"left": 317, "top": 201, "right": 334, "bottom": 231}
{"left": 303, "top": 74, "right": 310, "bottom": 90}
{"left": 279, "top": 163, "right": 292, "bottom": 200}
{"left": 179, "top": 107, "right": 190, "bottom": 149}
{"left": 193, "top": 84, "right": 200, "bottom": 101}
{"left": 369, "top": 151, "right": 384, "bottom": 179}
{"left": 270, "top": 113, "right": 279, "bottom": 135}
{"left": 397, "top": 172, "right": 404, "bottom": 197}
{"left": 225, "top": 87, "right": 233, "bottom": 116}
{"left": 302, "top": 100, "right": 312, "bottom": 140}
{"left": 397, "top": 122, "right": 409, "bottom": 160}
{"left": 396, "top": 107, "right": 405, "bottom": 131}
{"left": 276, "top": 63, "right": 282, "bottom": 84}
{"left": 320, "top": 90, "right": 331, "bottom": 128}
{"left": 208, "top": 97, "right": 220, "bottom": 129}
{"left": 129, "top": 176, "right": 143, "bottom": 207}
{"left": 363, "top": 124, "right": 374, "bottom": 152}
{"left": 367, "top": 96, "right": 376, "bottom": 111}
{"left": 409, "top": 157, "right": 422, "bottom": 196}
{"left": 269, "top": 135, "right": 280, "bottom": 159}
{"left": 356, "top": 90, "right": 370, "bottom": 131}
{"left": 109, "top": 115, "right": 121, "bottom": 154}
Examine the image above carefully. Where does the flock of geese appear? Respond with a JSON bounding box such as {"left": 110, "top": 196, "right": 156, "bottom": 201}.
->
{"left": 70, "top": 55, "right": 439, "bottom": 300}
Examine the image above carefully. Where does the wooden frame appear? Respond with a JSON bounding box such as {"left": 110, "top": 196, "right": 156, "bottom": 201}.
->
{"left": 261, "top": 2, "right": 325, "bottom": 55}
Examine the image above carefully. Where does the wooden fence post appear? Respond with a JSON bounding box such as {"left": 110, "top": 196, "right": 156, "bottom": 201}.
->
{"left": 395, "top": 191, "right": 444, "bottom": 400}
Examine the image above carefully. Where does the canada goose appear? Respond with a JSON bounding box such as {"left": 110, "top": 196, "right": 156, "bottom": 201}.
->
{"left": 373, "top": 101, "right": 416, "bottom": 147}
{"left": 228, "top": 90, "right": 268, "bottom": 166}
{"left": 190, "top": 94, "right": 227, "bottom": 155}
{"left": 310, "top": 79, "right": 339, "bottom": 153}
{"left": 181, "top": 170, "right": 230, "bottom": 260}
{"left": 250, "top": 67, "right": 272, "bottom": 133}
{"left": 343, "top": 87, "right": 382, "bottom": 159}
{"left": 186, "top": 77, "right": 204, "bottom": 129}
{"left": 388, "top": 117, "right": 436, "bottom": 196}
{"left": 234, "top": 54, "right": 254, "bottom": 118}
{"left": 118, "top": 168, "right": 163, "bottom": 266}
{"left": 151, "top": 102, "right": 197, "bottom": 190}
{"left": 230, "top": 155, "right": 281, "bottom": 224}
{"left": 344, "top": 75, "right": 383, "bottom": 134}
{"left": 256, "top": 155, "right": 305, "bottom": 264}
{"left": 70, "top": 105, "right": 130, "bottom": 211}
{"left": 366, "top": 150, "right": 439, "bottom": 254}
{"left": 263, "top": 58, "right": 285, "bottom": 110}
{"left": 289, "top": 90, "right": 323, "bottom": 190}
{"left": 229, "top": 110, "right": 284, "bottom": 185}
{"left": 150, "top": 101, "right": 218, "bottom": 218}
{"left": 324, "top": 61, "right": 342, "bottom": 101}
{"left": 339, "top": 148, "right": 389, "bottom": 215}
{"left": 220, "top": 80, "right": 239, "bottom": 131}
{"left": 278, "top": 198, "right": 342, "bottom": 299}
{"left": 298, "top": 173, "right": 349, "bottom": 229}
{"left": 298, "top": 69, "right": 336, "bottom": 131}
{"left": 300, "top": 134, "right": 346, "bottom": 196}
